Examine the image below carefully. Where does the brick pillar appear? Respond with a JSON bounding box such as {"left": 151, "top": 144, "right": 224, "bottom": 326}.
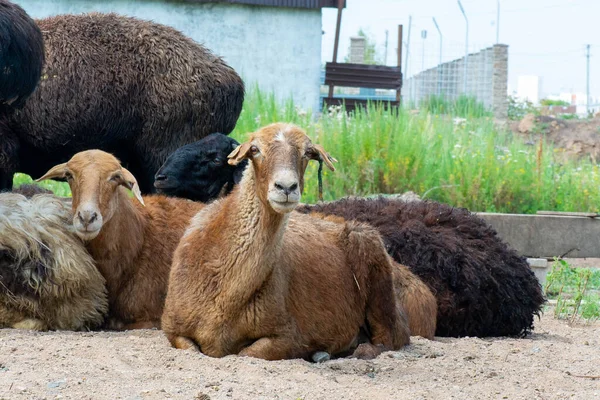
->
{"left": 349, "top": 36, "right": 366, "bottom": 64}
{"left": 492, "top": 44, "right": 508, "bottom": 120}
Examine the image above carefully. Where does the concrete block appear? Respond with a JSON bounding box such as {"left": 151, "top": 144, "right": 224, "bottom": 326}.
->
{"left": 527, "top": 258, "right": 549, "bottom": 286}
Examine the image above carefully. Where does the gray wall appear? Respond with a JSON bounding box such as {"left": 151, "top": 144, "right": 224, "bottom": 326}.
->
{"left": 15, "top": 0, "right": 323, "bottom": 112}
{"left": 404, "top": 44, "right": 509, "bottom": 119}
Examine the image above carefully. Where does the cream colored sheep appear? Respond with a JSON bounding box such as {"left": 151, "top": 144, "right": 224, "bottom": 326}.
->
{"left": 0, "top": 193, "right": 107, "bottom": 330}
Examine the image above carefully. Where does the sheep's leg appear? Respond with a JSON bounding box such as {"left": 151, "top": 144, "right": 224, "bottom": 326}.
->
{"left": 12, "top": 318, "right": 47, "bottom": 331}
{"left": 0, "top": 130, "right": 19, "bottom": 191}
{"left": 238, "top": 336, "right": 302, "bottom": 361}
{"left": 351, "top": 343, "right": 386, "bottom": 360}
{"left": 168, "top": 335, "right": 200, "bottom": 352}
{"left": 365, "top": 268, "right": 411, "bottom": 350}
{"left": 346, "top": 225, "right": 411, "bottom": 350}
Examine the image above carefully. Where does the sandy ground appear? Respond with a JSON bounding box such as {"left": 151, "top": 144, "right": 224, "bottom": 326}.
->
{"left": 0, "top": 310, "right": 598, "bottom": 400}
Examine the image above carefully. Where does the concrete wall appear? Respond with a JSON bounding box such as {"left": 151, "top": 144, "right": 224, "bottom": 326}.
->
{"left": 15, "top": 0, "right": 323, "bottom": 112}
{"left": 404, "top": 44, "right": 509, "bottom": 119}
{"left": 478, "top": 212, "right": 600, "bottom": 259}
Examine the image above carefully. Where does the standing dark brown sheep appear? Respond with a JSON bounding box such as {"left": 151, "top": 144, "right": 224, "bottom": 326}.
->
{"left": 0, "top": 6, "right": 244, "bottom": 192}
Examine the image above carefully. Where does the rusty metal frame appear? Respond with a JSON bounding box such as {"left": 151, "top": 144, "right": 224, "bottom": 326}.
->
{"left": 324, "top": 2, "right": 403, "bottom": 111}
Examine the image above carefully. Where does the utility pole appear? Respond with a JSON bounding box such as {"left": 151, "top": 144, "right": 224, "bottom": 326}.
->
{"left": 496, "top": 1, "right": 500, "bottom": 44}
{"left": 405, "top": 16, "right": 413, "bottom": 102}
{"left": 404, "top": 15, "right": 412, "bottom": 78}
{"left": 384, "top": 30, "right": 389, "bottom": 65}
{"left": 587, "top": 44, "right": 591, "bottom": 115}
{"left": 421, "top": 30, "right": 427, "bottom": 72}
{"left": 458, "top": 0, "right": 469, "bottom": 94}
{"left": 432, "top": 17, "right": 443, "bottom": 95}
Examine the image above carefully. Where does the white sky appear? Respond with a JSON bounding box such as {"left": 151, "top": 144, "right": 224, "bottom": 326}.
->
{"left": 322, "top": 0, "right": 599, "bottom": 99}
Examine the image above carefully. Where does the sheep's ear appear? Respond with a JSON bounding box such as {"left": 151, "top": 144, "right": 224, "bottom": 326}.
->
{"left": 36, "top": 163, "right": 68, "bottom": 182}
{"left": 227, "top": 142, "right": 252, "bottom": 166}
{"left": 120, "top": 167, "right": 145, "bottom": 206}
{"left": 232, "top": 159, "right": 248, "bottom": 184}
{"left": 309, "top": 144, "right": 337, "bottom": 171}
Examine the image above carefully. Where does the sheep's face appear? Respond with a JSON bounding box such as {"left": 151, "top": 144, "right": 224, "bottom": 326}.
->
{"left": 37, "top": 150, "right": 144, "bottom": 241}
{"left": 228, "top": 123, "right": 335, "bottom": 214}
{"left": 154, "top": 133, "right": 247, "bottom": 202}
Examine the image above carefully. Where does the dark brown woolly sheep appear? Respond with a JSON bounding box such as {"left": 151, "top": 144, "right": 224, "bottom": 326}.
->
{"left": 0, "top": 8, "right": 244, "bottom": 193}
{"left": 297, "top": 197, "right": 546, "bottom": 338}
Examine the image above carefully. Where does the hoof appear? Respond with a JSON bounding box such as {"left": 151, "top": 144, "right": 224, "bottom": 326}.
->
{"left": 13, "top": 318, "right": 47, "bottom": 331}
{"left": 311, "top": 351, "right": 331, "bottom": 363}
{"left": 351, "top": 343, "right": 384, "bottom": 360}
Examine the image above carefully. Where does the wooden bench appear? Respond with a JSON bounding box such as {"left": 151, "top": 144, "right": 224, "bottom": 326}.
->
{"left": 323, "top": 62, "right": 402, "bottom": 112}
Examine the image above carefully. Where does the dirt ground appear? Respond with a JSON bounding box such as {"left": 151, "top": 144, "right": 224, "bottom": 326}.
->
{"left": 512, "top": 115, "right": 600, "bottom": 162}
{"left": 0, "top": 309, "right": 597, "bottom": 400}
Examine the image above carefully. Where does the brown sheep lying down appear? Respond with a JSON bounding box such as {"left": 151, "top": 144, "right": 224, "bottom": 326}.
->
{"left": 162, "top": 123, "right": 419, "bottom": 361}
{"left": 37, "top": 150, "right": 204, "bottom": 330}
{"left": 154, "top": 133, "right": 545, "bottom": 337}
{"left": 0, "top": 192, "right": 108, "bottom": 330}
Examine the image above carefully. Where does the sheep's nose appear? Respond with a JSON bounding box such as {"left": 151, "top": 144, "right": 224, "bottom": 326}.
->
{"left": 154, "top": 174, "right": 166, "bottom": 181}
{"left": 274, "top": 181, "right": 298, "bottom": 196}
{"left": 77, "top": 210, "right": 98, "bottom": 227}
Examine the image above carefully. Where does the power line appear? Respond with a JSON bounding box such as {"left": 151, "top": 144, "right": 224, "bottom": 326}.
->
{"left": 586, "top": 44, "right": 591, "bottom": 115}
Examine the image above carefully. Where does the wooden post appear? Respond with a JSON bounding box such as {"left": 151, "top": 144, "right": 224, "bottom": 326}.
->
{"left": 328, "top": 0, "right": 344, "bottom": 99}
{"left": 397, "top": 24, "right": 403, "bottom": 103}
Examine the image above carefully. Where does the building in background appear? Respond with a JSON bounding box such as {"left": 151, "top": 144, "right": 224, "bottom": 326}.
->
{"left": 516, "top": 75, "right": 542, "bottom": 105}
{"left": 16, "top": 0, "right": 341, "bottom": 112}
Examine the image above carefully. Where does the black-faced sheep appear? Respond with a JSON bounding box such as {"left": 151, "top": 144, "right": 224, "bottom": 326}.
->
{"left": 162, "top": 123, "right": 413, "bottom": 361}
{"left": 0, "top": 6, "right": 244, "bottom": 193}
{"left": 155, "top": 134, "right": 546, "bottom": 337}
{"left": 0, "top": 193, "right": 108, "bottom": 330}
{"left": 37, "top": 150, "right": 205, "bottom": 330}
{"left": 154, "top": 133, "right": 247, "bottom": 203}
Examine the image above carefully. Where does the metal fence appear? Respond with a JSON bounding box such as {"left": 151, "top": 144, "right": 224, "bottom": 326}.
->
{"left": 320, "top": 39, "right": 510, "bottom": 119}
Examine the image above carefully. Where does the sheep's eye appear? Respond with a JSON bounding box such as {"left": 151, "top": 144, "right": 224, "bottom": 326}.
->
{"left": 212, "top": 158, "right": 222, "bottom": 165}
{"left": 110, "top": 174, "right": 122, "bottom": 182}
{"left": 64, "top": 171, "right": 73, "bottom": 180}
{"left": 304, "top": 148, "right": 317, "bottom": 159}
{"left": 250, "top": 145, "right": 260, "bottom": 156}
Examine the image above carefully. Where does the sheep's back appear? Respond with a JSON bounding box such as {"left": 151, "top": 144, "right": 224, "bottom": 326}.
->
{"left": 282, "top": 214, "right": 373, "bottom": 351}
{"left": 296, "top": 197, "right": 545, "bottom": 337}
{"left": 12, "top": 13, "right": 243, "bottom": 155}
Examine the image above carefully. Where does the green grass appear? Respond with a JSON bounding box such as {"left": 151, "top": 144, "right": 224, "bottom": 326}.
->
{"left": 13, "top": 173, "right": 71, "bottom": 197}
{"left": 230, "top": 89, "right": 600, "bottom": 211}
{"left": 14, "top": 88, "right": 600, "bottom": 213}
{"left": 545, "top": 259, "right": 600, "bottom": 321}
{"left": 420, "top": 94, "right": 491, "bottom": 118}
